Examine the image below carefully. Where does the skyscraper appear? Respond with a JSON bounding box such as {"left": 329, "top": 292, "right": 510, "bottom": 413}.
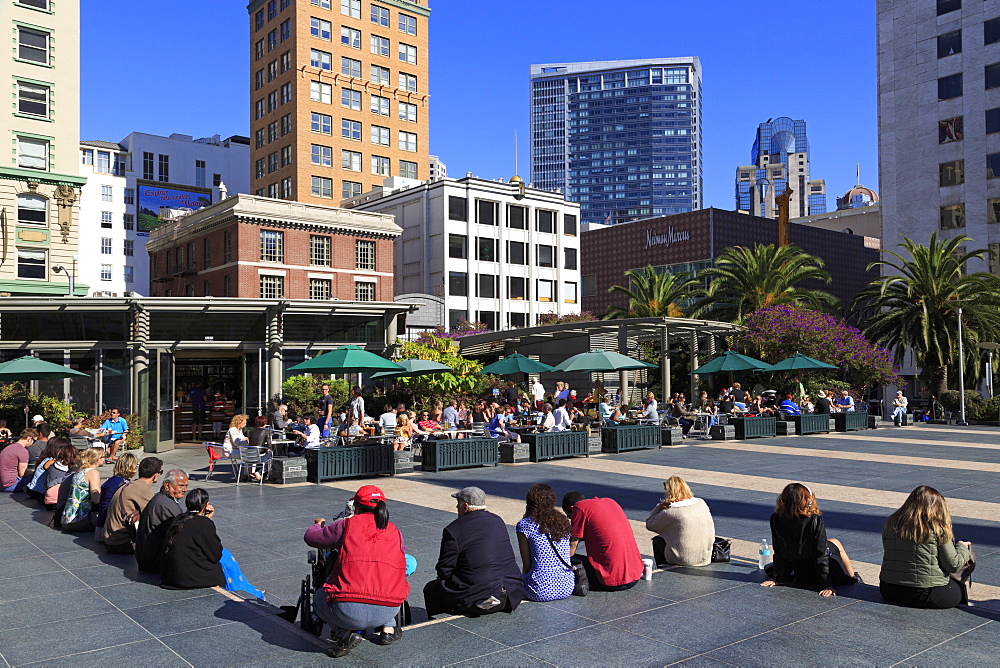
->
{"left": 878, "top": 0, "right": 1000, "bottom": 274}
{"left": 735, "top": 117, "right": 826, "bottom": 219}
{"left": 529, "top": 58, "right": 702, "bottom": 226}
{"left": 248, "top": 0, "right": 430, "bottom": 205}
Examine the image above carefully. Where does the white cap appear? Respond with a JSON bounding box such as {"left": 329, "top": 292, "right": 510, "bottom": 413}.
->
{"left": 31, "top": 415, "right": 43, "bottom": 423}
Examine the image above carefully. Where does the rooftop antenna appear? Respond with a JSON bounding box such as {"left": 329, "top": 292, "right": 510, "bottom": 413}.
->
{"left": 856, "top": 163, "right": 861, "bottom": 185}
{"left": 514, "top": 130, "right": 519, "bottom": 176}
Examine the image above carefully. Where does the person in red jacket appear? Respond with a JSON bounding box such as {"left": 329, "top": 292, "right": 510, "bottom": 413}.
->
{"left": 304, "top": 485, "right": 410, "bottom": 659}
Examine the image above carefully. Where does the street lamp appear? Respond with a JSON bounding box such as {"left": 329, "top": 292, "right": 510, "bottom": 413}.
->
{"left": 51, "top": 255, "right": 78, "bottom": 297}
{"left": 957, "top": 305, "right": 967, "bottom": 426}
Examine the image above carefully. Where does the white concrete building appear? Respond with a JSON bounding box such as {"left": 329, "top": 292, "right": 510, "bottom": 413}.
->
{"left": 345, "top": 175, "right": 582, "bottom": 330}
{"left": 878, "top": 0, "right": 1000, "bottom": 271}
{"left": 429, "top": 155, "right": 447, "bottom": 179}
{"left": 77, "top": 132, "right": 250, "bottom": 295}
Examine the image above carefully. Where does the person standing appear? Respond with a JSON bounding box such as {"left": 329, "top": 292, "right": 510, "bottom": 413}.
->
{"left": 316, "top": 383, "right": 335, "bottom": 438}
{"left": 892, "top": 390, "right": 909, "bottom": 427}
{"left": 790, "top": 377, "right": 806, "bottom": 402}
{"left": 503, "top": 381, "right": 519, "bottom": 407}
{"left": 562, "top": 492, "right": 644, "bottom": 591}
{"left": 348, "top": 386, "right": 366, "bottom": 425}
{"left": 530, "top": 378, "right": 545, "bottom": 411}
{"left": 210, "top": 391, "right": 227, "bottom": 439}
{"left": 103, "top": 456, "right": 162, "bottom": 554}
{"left": 188, "top": 382, "right": 208, "bottom": 441}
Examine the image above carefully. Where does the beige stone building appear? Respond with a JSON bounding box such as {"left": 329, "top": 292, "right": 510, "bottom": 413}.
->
{"left": 0, "top": 0, "right": 86, "bottom": 296}
{"left": 248, "top": 0, "right": 431, "bottom": 205}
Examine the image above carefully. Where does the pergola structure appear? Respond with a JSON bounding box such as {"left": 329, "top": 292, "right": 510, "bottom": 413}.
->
{"left": 458, "top": 317, "right": 742, "bottom": 402}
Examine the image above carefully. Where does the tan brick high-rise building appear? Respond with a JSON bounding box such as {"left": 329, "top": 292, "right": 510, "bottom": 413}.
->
{"left": 248, "top": 0, "right": 430, "bottom": 205}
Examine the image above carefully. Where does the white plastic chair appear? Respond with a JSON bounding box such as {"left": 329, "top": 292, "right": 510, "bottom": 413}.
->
{"left": 235, "top": 445, "right": 271, "bottom": 486}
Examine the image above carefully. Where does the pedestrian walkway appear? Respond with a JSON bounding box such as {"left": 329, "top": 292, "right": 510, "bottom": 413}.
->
{"left": 2, "top": 423, "right": 1000, "bottom": 665}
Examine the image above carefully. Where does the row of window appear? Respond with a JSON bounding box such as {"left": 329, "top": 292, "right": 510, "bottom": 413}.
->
{"left": 253, "top": 0, "right": 292, "bottom": 30}
{"left": 937, "top": 62, "right": 1000, "bottom": 99}
{"left": 14, "top": 246, "right": 133, "bottom": 284}
{"left": 940, "top": 199, "right": 1000, "bottom": 228}
{"left": 447, "top": 197, "right": 579, "bottom": 235}
{"left": 258, "top": 230, "right": 376, "bottom": 270}
{"left": 935, "top": 20, "right": 1000, "bottom": 60}
{"left": 447, "top": 235, "right": 577, "bottom": 269}
{"left": 449, "top": 310, "right": 533, "bottom": 331}
{"left": 447, "top": 274, "right": 578, "bottom": 303}
{"left": 308, "top": 0, "right": 418, "bottom": 36}
{"left": 313, "top": 147, "right": 417, "bottom": 178}
{"left": 307, "top": 80, "right": 419, "bottom": 121}
{"left": 259, "top": 274, "right": 376, "bottom": 301}
{"left": 330, "top": 57, "right": 419, "bottom": 91}
{"left": 308, "top": 23, "right": 418, "bottom": 64}
{"left": 253, "top": 18, "right": 292, "bottom": 60}
{"left": 99, "top": 238, "right": 134, "bottom": 257}
{"left": 307, "top": 113, "right": 418, "bottom": 151}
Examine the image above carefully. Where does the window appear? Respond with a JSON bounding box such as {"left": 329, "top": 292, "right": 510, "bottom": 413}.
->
{"left": 280, "top": 82, "right": 291, "bottom": 104}
{"left": 124, "top": 214, "right": 134, "bottom": 230}
{"left": 17, "top": 248, "right": 45, "bottom": 280}
{"left": 310, "top": 49, "right": 332, "bottom": 70}
{"left": 987, "top": 18, "right": 1000, "bottom": 45}
{"left": 370, "top": 35, "right": 390, "bottom": 56}
{"left": 311, "top": 17, "right": 331, "bottom": 39}
{"left": 281, "top": 177, "right": 291, "bottom": 199}
{"left": 509, "top": 276, "right": 527, "bottom": 300}
{"left": 341, "top": 26, "right": 361, "bottom": 48}
{"left": 195, "top": 160, "right": 206, "bottom": 188}
{"left": 448, "top": 196, "right": 468, "bottom": 221}
{"left": 476, "top": 200, "right": 498, "bottom": 226}
{"left": 224, "top": 275, "right": 232, "bottom": 297}
{"left": 371, "top": 125, "right": 390, "bottom": 145}
{"left": 988, "top": 64, "right": 1000, "bottom": 89}
{"left": 101, "top": 211, "right": 113, "bottom": 228}
{"left": 342, "top": 149, "right": 361, "bottom": 171}
{"left": 223, "top": 231, "right": 233, "bottom": 263}
{"left": 341, "top": 0, "right": 360, "bottom": 18}
{"left": 582, "top": 275, "right": 597, "bottom": 297}
{"left": 564, "top": 247, "right": 578, "bottom": 270}
{"left": 310, "top": 278, "right": 332, "bottom": 300}
{"left": 311, "top": 144, "right": 333, "bottom": 166}
{"left": 310, "top": 235, "right": 331, "bottom": 265}
{"left": 937, "top": 0, "right": 960, "bottom": 15}
{"left": 399, "top": 160, "right": 417, "bottom": 179}
{"left": 449, "top": 272, "right": 467, "bottom": 296}
{"left": 341, "top": 56, "right": 361, "bottom": 77}
{"left": 399, "top": 101, "right": 416, "bottom": 122}
{"left": 82, "top": 149, "right": 93, "bottom": 165}
{"left": 399, "top": 13, "right": 417, "bottom": 35}
{"left": 260, "top": 230, "right": 284, "bottom": 262}
{"left": 267, "top": 0, "right": 277, "bottom": 20}
{"left": 17, "top": 28, "right": 48, "bottom": 64}
{"left": 938, "top": 30, "right": 961, "bottom": 58}
{"left": 260, "top": 275, "right": 284, "bottom": 299}
{"left": 17, "top": 137, "right": 47, "bottom": 170}
{"left": 355, "top": 281, "right": 375, "bottom": 301}
{"left": 477, "top": 274, "right": 498, "bottom": 298}
{"left": 448, "top": 310, "right": 468, "bottom": 329}
{"left": 537, "top": 279, "right": 555, "bottom": 302}
{"left": 989, "top": 153, "right": 1000, "bottom": 178}
{"left": 399, "top": 72, "right": 417, "bottom": 92}
{"left": 281, "top": 113, "right": 292, "bottom": 135}
{"left": 939, "top": 116, "right": 963, "bottom": 143}
{"left": 343, "top": 119, "right": 362, "bottom": 140}
{"left": 536, "top": 210, "right": 555, "bottom": 233}
{"left": 477, "top": 237, "right": 498, "bottom": 262}
{"left": 399, "top": 43, "right": 417, "bottom": 65}
{"left": 255, "top": 157, "right": 266, "bottom": 179}
{"left": 940, "top": 203, "right": 965, "bottom": 229}
{"left": 341, "top": 88, "right": 361, "bottom": 110}
{"left": 310, "top": 80, "right": 331, "bottom": 103}
{"left": 101, "top": 185, "right": 113, "bottom": 202}
{"left": 311, "top": 112, "right": 332, "bottom": 134}
{"left": 255, "top": 68, "right": 265, "bottom": 90}
{"left": 371, "top": 95, "right": 390, "bottom": 115}
{"left": 399, "top": 131, "right": 417, "bottom": 151}
{"left": 564, "top": 214, "right": 578, "bottom": 236}
{"left": 311, "top": 0, "right": 330, "bottom": 7}
{"left": 158, "top": 154, "right": 169, "bottom": 182}
{"left": 203, "top": 238, "right": 211, "bottom": 267}
{"left": 255, "top": 99, "right": 265, "bottom": 119}
{"left": 508, "top": 241, "right": 526, "bottom": 265}
{"left": 268, "top": 28, "right": 278, "bottom": 50}
{"left": 255, "top": 39, "right": 264, "bottom": 60}
{"left": 371, "top": 5, "right": 389, "bottom": 26}
{"left": 448, "top": 234, "right": 467, "bottom": 259}
{"left": 16, "top": 194, "right": 46, "bottom": 226}
{"left": 356, "top": 239, "right": 376, "bottom": 270}
{"left": 114, "top": 154, "right": 126, "bottom": 176}
{"left": 17, "top": 81, "right": 48, "bottom": 117}
{"left": 371, "top": 154, "right": 390, "bottom": 175}
{"left": 940, "top": 160, "right": 964, "bottom": 187}
{"left": 938, "top": 73, "right": 963, "bottom": 99}
{"left": 268, "top": 151, "right": 278, "bottom": 173}
{"left": 142, "top": 152, "right": 154, "bottom": 180}
{"left": 268, "top": 183, "right": 279, "bottom": 198}
{"left": 100, "top": 264, "right": 112, "bottom": 281}
{"left": 564, "top": 282, "right": 578, "bottom": 304}
{"left": 96, "top": 151, "right": 110, "bottom": 173}
{"left": 371, "top": 65, "right": 390, "bottom": 85}
{"left": 280, "top": 19, "right": 290, "bottom": 41}
{"left": 537, "top": 245, "right": 554, "bottom": 268}
{"left": 509, "top": 312, "right": 527, "bottom": 328}
{"left": 342, "top": 181, "right": 362, "bottom": 199}
{"left": 988, "top": 108, "right": 1000, "bottom": 134}
{"left": 18, "top": 0, "right": 49, "bottom": 8}
{"left": 124, "top": 266, "right": 134, "bottom": 284}
{"left": 312, "top": 176, "right": 333, "bottom": 197}
{"left": 508, "top": 205, "right": 526, "bottom": 229}
{"left": 123, "top": 239, "right": 134, "bottom": 257}
{"left": 990, "top": 199, "right": 1000, "bottom": 224}
{"left": 281, "top": 145, "right": 291, "bottom": 167}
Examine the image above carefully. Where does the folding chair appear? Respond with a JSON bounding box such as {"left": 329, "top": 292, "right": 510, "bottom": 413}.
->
{"left": 205, "top": 443, "right": 237, "bottom": 482}
{"left": 235, "top": 445, "right": 271, "bottom": 486}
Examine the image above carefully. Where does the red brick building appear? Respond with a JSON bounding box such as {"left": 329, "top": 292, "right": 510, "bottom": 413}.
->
{"left": 146, "top": 194, "right": 399, "bottom": 300}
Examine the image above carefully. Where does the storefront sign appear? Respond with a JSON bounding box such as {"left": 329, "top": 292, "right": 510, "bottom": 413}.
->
{"left": 645, "top": 226, "right": 690, "bottom": 250}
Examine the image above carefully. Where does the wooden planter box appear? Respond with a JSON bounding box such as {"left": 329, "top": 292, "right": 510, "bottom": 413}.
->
{"left": 834, "top": 411, "right": 868, "bottom": 432}
{"left": 730, "top": 416, "right": 777, "bottom": 439}
{"left": 601, "top": 425, "right": 661, "bottom": 453}
{"left": 792, "top": 414, "right": 831, "bottom": 435}
{"left": 521, "top": 431, "right": 590, "bottom": 462}
{"left": 422, "top": 438, "right": 499, "bottom": 472}
{"left": 305, "top": 444, "right": 394, "bottom": 483}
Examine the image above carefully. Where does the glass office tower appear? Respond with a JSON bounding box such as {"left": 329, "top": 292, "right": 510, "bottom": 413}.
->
{"left": 530, "top": 58, "right": 702, "bottom": 226}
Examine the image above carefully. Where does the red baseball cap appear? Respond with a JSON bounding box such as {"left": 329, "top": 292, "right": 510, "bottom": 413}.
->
{"left": 353, "top": 485, "right": 385, "bottom": 508}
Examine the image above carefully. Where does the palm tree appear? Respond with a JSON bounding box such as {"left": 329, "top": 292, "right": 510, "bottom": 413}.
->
{"left": 692, "top": 244, "right": 838, "bottom": 323}
{"left": 852, "top": 233, "right": 1000, "bottom": 397}
{"left": 605, "top": 265, "right": 702, "bottom": 319}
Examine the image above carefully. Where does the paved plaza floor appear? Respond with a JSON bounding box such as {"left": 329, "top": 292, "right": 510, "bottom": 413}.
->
{"left": 3, "top": 422, "right": 1000, "bottom": 666}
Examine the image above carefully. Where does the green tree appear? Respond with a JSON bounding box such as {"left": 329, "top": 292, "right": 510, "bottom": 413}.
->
{"left": 605, "top": 265, "right": 701, "bottom": 319}
{"left": 693, "top": 244, "right": 838, "bottom": 323}
{"left": 852, "top": 233, "right": 1000, "bottom": 397}
{"left": 280, "top": 376, "right": 349, "bottom": 418}
{"left": 392, "top": 336, "right": 489, "bottom": 404}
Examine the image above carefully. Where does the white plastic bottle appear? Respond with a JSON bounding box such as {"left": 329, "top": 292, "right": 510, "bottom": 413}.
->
{"left": 758, "top": 539, "right": 772, "bottom": 570}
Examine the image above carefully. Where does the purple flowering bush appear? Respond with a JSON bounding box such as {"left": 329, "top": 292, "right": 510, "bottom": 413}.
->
{"left": 536, "top": 311, "right": 598, "bottom": 326}
{"left": 415, "top": 319, "right": 491, "bottom": 346}
{"left": 736, "top": 306, "right": 902, "bottom": 391}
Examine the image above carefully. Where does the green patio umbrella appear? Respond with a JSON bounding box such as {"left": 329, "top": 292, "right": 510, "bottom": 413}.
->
{"left": 690, "top": 351, "right": 772, "bottom": 375}
{"left": 287, "top": 345, "right": 405, "bottom": 374}
{"left": 0, "top": 356, "right": 90, "bottom": 380}
{"left": 554, "top": 350, "right": 656, "bottom": 374}
{"left": 479, "top": 352, "right": 555, "bottom": 376}
{"left": 768, "top": 353, "right": 839, "bottom": 372}
{"left": 370, "top": 359, "right": 454, "bottom": 380}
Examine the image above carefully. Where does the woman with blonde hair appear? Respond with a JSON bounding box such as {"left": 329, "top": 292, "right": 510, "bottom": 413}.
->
{"left": 761, "top": 483, "right": 860, "bottom": 596}
{"left": 60, "top": 447, "right": 104, "bottom": 532}
{"left": 95, "top": 452, "right": 139, "bottom": 540}
{"left": 223, "top": 414, "right": 249, "bottom": 455}
{"left": 645, "top": 475, "right": 716, "bottom": 567}
{"left": 880, "top": 486, "right": 973, "bottom": 609}
{"left": 393, "top": 413, "right": 413, "bottom": 451}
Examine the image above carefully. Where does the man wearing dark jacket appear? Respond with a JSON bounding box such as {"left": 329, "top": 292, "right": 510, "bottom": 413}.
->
{"left": 135, "top": 469, "right": 187, "bottom": 572}
{"left": 423, "top": 486, "right": 524, "bottom": 618}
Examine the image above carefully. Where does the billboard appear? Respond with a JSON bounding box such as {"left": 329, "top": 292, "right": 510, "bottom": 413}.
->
{"left": 136, "top": 180, "right": 212, "bottom": 234}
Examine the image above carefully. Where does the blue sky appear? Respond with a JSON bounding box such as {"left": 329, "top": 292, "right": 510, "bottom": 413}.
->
{"left": 82, "top": 0, "right": 876, "bottom": 210}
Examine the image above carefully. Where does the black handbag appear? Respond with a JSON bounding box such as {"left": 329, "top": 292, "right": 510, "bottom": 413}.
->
{"left": 548, "top": 536, "right": 589, "bottom": 596}
{"left": 711, "top": 536, "right": 731, "bottom": 563}
{"left": 951, "top": 543, "right": 976, "bottom": 604}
